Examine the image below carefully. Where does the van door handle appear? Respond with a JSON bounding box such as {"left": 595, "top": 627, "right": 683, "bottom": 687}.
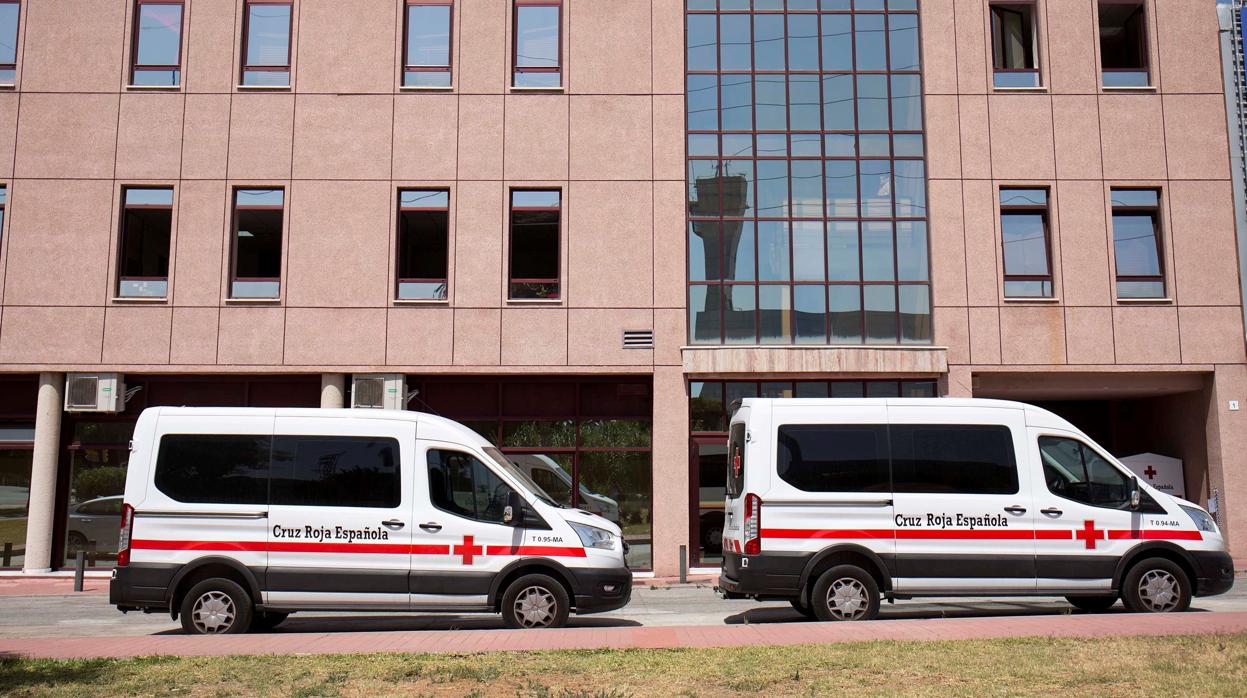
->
{"left": 419, "top": 522, "right": 442, "bottom": 532}
{"left": 1003, "top": 505, "right": 1027, "bottom": 515}
{"left": 381, "top": 519, "right": 406, "bottom": 530}
{"left": 1041, "top": 507, "right": 1063, "bottom": 517}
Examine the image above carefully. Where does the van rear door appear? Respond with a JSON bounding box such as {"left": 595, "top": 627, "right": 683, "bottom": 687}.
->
{"left": 722, "top": 412, "right": 749, "bottom": 556}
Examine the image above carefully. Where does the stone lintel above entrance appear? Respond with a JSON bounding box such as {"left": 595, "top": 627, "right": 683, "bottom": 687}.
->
{"left": 681, "top": 346, "right": 948, "bottom": 377}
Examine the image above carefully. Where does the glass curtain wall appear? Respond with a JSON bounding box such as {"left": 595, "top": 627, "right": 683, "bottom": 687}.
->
{"left": 687, "top": 0, "right": 931, "bottom": 345}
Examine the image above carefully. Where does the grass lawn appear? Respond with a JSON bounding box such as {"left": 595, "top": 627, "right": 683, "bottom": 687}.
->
{"left": 3, "top": 634, "right": 1247, "bottom": 697}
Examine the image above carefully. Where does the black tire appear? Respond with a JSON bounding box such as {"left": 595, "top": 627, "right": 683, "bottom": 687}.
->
{"left": 810, "top": 564, "right": 881, "bottom": 622}
{"left": 249, "top": 611, "right": 290, "bottom": 632}
{"left": 179, "top": 578, "right": 254, "bottom": 635}
{"left": 66, "top": 532, "right": 88, "bottom": 549}
{"left": 1065, "top": 595, "right": 1118, "bottom": 613}
{"left": 789, "top": 597, "right": 816, "bottom": 619}
{"left": 1121, "top": 558, "right": 1192, "bottom": 614}
{"left": 500, "top": 574, "right": 570, "bottom": 629}
{"left": 701, "top": 513, "right": 725, "bottom": 554}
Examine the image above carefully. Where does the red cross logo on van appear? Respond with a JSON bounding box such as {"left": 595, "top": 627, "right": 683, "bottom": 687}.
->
{"left": 454, "top": 535, "right": 483, "bottom": 564}
{"left": 732, "top": 448, "right": 742, "bottom": 478}
{"left": 1144, "top": 466, "right": 1157, "bottom": 480}
{"left": 1075, "top": 520, "right": 1104, "bottom": 550}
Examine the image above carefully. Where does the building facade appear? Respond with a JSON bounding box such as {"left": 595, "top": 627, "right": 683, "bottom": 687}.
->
{"left": 0, "top": 0, "right": 1243, "bottom": 576}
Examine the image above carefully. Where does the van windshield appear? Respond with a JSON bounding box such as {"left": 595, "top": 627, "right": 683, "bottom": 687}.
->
{"left": 483, "top": 447, "right": 562, "bottom": 508}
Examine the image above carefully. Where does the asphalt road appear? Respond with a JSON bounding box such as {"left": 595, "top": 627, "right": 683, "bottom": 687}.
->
{"left": 3, "top": 579, "right": 1247, "bottom": 638}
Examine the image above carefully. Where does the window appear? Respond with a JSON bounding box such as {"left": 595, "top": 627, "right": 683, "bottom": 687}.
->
{"left": 0, "top": 1, "right": 20, "bottom": 85}
{"left": 271, "top": 436, "right": 400, "bottom": 508}
{"left": 154, "top": 434, "right": 271, "bottom": 505}
{"left": 990, "top": 2, "right": 1039, "bottom": 88}
{"left": 726, "top": 422, "right": 747, "bottom": 498}
{"left": 1038, "top": 436, "right": 1131, "bottom": 509}
{"left": 999, "top": 188, "right": 1052, "bottom": 298}
{"left": 1110, "top": 188, "right": 1164, "bottom": 299}
{"left": 0, "top": 186, "right": 7, "bottom": 250}
{"left": 231, "top": 188, "right": 284, "bottom": 299}
{"left": 513, "top": 0, "right": 561, "bottom": 88}
{"left": 890, "top": 425, "right": 1018, "bottom": 495}
{"left": 240, "top": 0, "right": 292, "bottom": 87}
{"left": 130, "top": 0, "right": 183, "bottom": 86}
{"left": 686, "top": 2, "right": 930, "bottom": 346}
{"left": 509, "top": 190, "right": 560, "bottom": 299}
{"left": 117, "top": 188, "right": 173, "bottom": 299}
{"left": 404, "top": 1, "right": 452, "bottom": 87}
{"left": 776, "top": 425, "right": 889, "bottom": 493}
{"left": 1098, "top": 1, "right": 1148, "bottom": 87}
{"left": 397, "top": 190, "right": 449, "bottom": 300}
{"left": 427, "top": 449, "right": 516, "bottom": 524}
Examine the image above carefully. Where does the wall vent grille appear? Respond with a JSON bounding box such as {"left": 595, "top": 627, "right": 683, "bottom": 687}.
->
{"left": 623, "top": 330, "right": 654, "bottom": 349}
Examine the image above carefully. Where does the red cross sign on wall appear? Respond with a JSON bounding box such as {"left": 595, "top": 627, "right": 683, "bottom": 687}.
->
{"left": 454, "top": 535, "right": 483, "bottom": 564}
{"left": 1144, "top": 466, "right": 1157, "bottom": 480}
{"left": 1075, "top": 520, "right": 1104, "bottom": 550}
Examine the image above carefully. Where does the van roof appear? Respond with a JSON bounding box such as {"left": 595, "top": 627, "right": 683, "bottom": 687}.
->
{"left": 142, "top": 406, "right": 492, "bottom": 446}
{"left": 735, "top": 397, "right": 1081, "bottom": 433}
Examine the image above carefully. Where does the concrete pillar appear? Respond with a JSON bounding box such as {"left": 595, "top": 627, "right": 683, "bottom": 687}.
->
{"left": 320, "top": 373, "right": 347, "bottom": 409}
{"left": 650, "top": 366, "right": 689, "bottom": 577}
{"left": 23, "top": 373, "right": 62, "bottom": 573}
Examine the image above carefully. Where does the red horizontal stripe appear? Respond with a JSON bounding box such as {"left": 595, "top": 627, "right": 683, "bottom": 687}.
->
{"left": 1107, "top": 529, "right": 1203, "bottom": 541}
{"left": 1035, "top": 530, "right": 1074, "bottom": 540}
{"left": 762, "top": 529, "right": 892, "bottom": 540}
{"left": 132, "top": 540, "right": 583, "bottom": 557}
{"left": 762, "top": 529, "right": 1198, "bottom": 542}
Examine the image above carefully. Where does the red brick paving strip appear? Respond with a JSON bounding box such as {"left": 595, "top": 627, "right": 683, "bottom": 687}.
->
{"left": 2, "top": 612, "right": 1246, "bottom": 660}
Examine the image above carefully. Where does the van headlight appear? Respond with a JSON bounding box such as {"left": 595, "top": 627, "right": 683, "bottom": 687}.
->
{"left": 569, "top": 522, "right": 617, "bottom": 551}
{"left": 1180, "top": 505, "right": 1219, "bottom": 534}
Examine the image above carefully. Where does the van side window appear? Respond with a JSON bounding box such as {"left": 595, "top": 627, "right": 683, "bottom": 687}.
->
{"left": 427, "top": 450, "right": 515, "bottom": 524}
{"left": 154, "top": 435, "right": 271, "bottom": 505}
{"left": 1039, "top": 436, "right": 1134, "bottom": 509}
{"left": 726, "top": 423, "right": 746, "bottom": 498}
{"left": 776, "top": 425, "right": 889, "bottom": 493}
{"left": 890, "top": 425, "right": 1018, "bottom": 495}
{"left": 271, "top": 436, "right": 400, "bottom": 508}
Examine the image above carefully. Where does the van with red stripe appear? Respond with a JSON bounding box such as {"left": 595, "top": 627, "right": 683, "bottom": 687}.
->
{"left": 717, "top": 398, "right": 1232, "bottom": 621}
{"left": 110, "top": 407, "right": 631, "bottom": 633}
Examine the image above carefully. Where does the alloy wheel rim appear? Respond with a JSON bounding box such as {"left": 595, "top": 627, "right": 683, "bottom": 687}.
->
{"left": 1138, "top": 569, "right": 1180, "bottom": 612}
{"left": 825, "top": 578, "right": 869, "bottom": 620}
{"left": 192, "top": 591, "right": 236, "bottom": 633}
{"left": 514, "top": 586, "right": 557, "bottom": 628}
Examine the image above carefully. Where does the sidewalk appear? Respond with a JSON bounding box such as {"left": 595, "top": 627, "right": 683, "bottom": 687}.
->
{"left": 3, "top": 610, "right": 1245, "bottom": 660}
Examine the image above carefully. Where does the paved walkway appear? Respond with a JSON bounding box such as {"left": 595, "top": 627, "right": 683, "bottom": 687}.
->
{"left": 2, "top": 611, "right": 1245, "bottom": 660}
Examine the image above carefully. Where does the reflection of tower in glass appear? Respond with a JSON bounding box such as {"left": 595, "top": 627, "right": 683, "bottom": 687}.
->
{"left": 689, "top": 166, "right": 748, "bottom": 341}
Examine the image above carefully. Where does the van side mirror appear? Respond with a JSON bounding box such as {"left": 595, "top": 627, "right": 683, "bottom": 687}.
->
{"left": 1129, "top": 476, "right": 1141, "bottom": 510}
{"left": 503, "top": 490, "right": 526, "bottom": 526}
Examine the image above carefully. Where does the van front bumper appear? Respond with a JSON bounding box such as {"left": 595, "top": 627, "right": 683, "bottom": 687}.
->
{"left": 568, "top": 567, "right": 632, "bottom": 614}
{"left": 1192, "top": 550, "right": 1235, "bottom": 597}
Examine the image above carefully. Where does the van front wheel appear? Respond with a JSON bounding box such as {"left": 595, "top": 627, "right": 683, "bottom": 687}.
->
{"left": 179, "top": 578, "right": 253, "bottom": 634}
{"left": 1122, "top": 558, "right": 1191, "bottom": 614}
{"left": 811, "top": 565, "right": 881, "bottom": 622}
{"left": 501, "top": 574, "right": 570, "bottom": 629}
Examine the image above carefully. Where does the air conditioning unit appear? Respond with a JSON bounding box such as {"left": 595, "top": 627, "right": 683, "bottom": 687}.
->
{"left": 64, "top": 373, "right": 124, "bottom": 413}
{"left": 350, "top": 374, "right": 406, "bottom": 410}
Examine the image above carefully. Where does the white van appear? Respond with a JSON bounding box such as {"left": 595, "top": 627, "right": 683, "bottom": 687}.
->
{"left": 110, "top": 407, "right": 631, "bottom": 634}
{"left": 717, "top": 398, "right": 1233, "bottom": 621}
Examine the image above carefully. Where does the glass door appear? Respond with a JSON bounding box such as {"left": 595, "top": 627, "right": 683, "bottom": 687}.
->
{"left": 690, "top": 436, "right": 728, "bottom": 567}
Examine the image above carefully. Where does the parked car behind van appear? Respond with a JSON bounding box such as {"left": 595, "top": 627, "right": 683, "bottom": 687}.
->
{"left": 717, "top": 398, "right": 1233, "bottom": 621}
{"left": 111, "top": 407, "right": 631, "bottom": 634}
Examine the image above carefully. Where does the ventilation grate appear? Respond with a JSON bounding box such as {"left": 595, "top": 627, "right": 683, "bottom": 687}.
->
{"left": 66, "top": 375, "right": 100, "bottom": 409}
{"left": 352, "top": 377, "right": 386, "bottom": 408}
{"left": 622, "top": 329, "right": 654, "bottom": 349}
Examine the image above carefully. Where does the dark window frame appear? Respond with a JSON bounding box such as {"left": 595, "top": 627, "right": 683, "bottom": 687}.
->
{"left": 129, "top": 0, "right": 185, "bottom": 87}
{"left": 229, "top": 187, "right": 285, "bottom": 299}
{"left": 0, "top": 1, "right": 20, "bottom": 85}
{"left": 999, "top": 187, "right": 1053, "bottom": 298}
{"left": 508, "top": 188, "right": 562, "bottom": 300}
{"left": 1110, "top": 187, "right": 1165, "bottom": 299}
{"left": 512, "top": 0, "right": 562, "bottom": 88}
{"left": 403, "top": 0, "right": 453, "bottom": 88}
{"left": 396, "top": 188, "right": 451, "bottom": 301}
{"left": 116, "top": 186, "right": 174, "bottom": 299}
{"left": 240, "top": 0, "right": 293, "bottom": 87}
{"left": 1097, "top": 0, "right": 1150, "bottom": 87}
{"left": 685, "top": 2, "right": 931, "bottom": 347}
{"left": 989, "top": 1, "right": 1040, "bottom": 88}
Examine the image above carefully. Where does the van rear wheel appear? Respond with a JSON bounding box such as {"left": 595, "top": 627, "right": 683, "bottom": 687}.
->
{"left": 179, "top": 578, "right": 253, "bottom": 635}
{"left": 501, "top": 574, "right": 570, "bottom": 629}
{"left": 810, "top": 565, "right": 881, "bottom": 622}
{"left": 1122, "top": 558, "right": 1191, "bottom": 614}
{"left": 1065, "top": 595, "right": 1117, "bottom": 613}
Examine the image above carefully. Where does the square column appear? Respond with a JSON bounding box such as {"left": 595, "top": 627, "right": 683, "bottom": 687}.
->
{"left": 650, "top": 366, "right": 689, "bottom": 577}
